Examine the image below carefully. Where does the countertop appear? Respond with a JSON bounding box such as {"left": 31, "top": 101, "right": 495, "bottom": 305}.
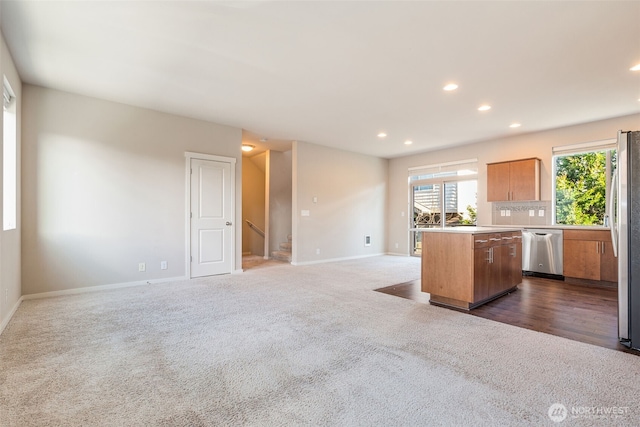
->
{"left": 411, "top": 224, "right": 611, "bottom": 233}
{"left": 487, "top": 224, "right": 611, "bottom": 231}
{"left": 411, "top": 226, "right": 522, "bottom": 234}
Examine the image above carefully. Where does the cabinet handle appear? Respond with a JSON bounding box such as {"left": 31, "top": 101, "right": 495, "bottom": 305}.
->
{"left": 489, "top": 247, "right": 494, "bottom": 263}
{"left": 475, "top": 239, "right": 488, "bottom": 243}
{"left": 490, "top": 238, "right": 502, "bottom": 242}
{"left": 601, "top": 242, "right": 605, "bottom": 254}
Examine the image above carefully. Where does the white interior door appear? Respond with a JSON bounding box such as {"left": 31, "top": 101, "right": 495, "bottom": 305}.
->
{"left": 190, "top": 158, "right": 233, "bottom": 277}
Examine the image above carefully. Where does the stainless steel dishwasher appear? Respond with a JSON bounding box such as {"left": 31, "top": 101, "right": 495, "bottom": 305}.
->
{"left": 522, "top": 229, "right": 564, "bottom": 279}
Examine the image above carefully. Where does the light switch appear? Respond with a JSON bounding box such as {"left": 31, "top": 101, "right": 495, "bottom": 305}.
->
{"left": 529, "top": 210, "right": 535, "bottom": 217}
{"left": 301, "top": 210, "right": 310, "bottom": 217}
{"left": 538, "top": 210, "right": 545, "bottom": 217}
{"left": 506, "top": 210, "right": 511, "bottom": 217}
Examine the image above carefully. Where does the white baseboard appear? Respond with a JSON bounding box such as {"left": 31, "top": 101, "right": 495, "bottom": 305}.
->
{"left": 386, "top": 252, "right": 412, "bottom": 257}
{"left": 22, "top": 276, "right": 188, "bottom": 301}
{"left": 0, "top": 296, "right": 24, "bottom": 336}
{"left": 291, "top": 252, "right": 385, "bottom": 266}
{"left": 232, "top": 269, "right": 244, "bottom": 274}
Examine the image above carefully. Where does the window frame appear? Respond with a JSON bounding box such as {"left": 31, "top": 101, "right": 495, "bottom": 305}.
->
{"left": 408, "top": 160, "right": 478, "bottom": 256}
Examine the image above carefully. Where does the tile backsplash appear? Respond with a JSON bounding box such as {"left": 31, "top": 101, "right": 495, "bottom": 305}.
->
{"left": 491, "top": 200, "right": 551, "bottom": 226}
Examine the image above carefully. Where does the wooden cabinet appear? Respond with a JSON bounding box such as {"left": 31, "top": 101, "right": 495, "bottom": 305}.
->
{"left": 563, "top": 230, "right": 617, "bottom": 282}
{"left": 501, "top": 233, "right": 523, "bottom": 291}
{"left": 422, "top": 230, "right": 522, "bottom": 310}
{"left": 487, "top": 158, "right": 540, "bottom": 201}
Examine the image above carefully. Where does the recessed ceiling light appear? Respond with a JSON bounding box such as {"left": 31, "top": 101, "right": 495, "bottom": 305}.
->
{"left": 443, "top": 83, "right": 458, "bottom": 91}
{"left": 377, "top": 132, "right": 387, "bottom": 138}
{"left": 478, "top": 105, "right": 491, "bottom": 111}
{"left": 241, "top": 144, "right": 255, "bottom": 152}
{"left": 509, "top": 123, "right": 521, "bottom": 128}
{"left": 404, "top": 140, "right": 413, "bottom": 145}
{"left": 630, "top": 64, "right": 640, "bottom": 71}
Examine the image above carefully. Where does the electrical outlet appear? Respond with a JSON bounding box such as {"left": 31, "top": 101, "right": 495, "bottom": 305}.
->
{"left": 138, "top": 262, "right": 146, "bottom": 272}
{"left": 364, "top": 235, "right": 371, "bottom": 246}
{"left": 395, "top": 243, "right": 399, "bottom": 249}
{"left": 316, "top": 248, "right": 320, "bottom": 255}
{"left": 160, "top": 261, "right": 168, "bottom": 270}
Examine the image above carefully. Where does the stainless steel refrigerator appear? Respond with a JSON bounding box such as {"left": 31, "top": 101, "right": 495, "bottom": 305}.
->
{"left": 611, "top": 130, "right": 640, "bottom": 350}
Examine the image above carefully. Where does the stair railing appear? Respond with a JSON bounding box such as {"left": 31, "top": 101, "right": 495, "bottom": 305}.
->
{"left": 245, "top": 220, "right": 265, "bottom": 238}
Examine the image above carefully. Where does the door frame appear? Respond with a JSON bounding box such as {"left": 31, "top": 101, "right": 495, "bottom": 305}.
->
{"left": 184, "top": 151, "right": 237, "bottom": 278}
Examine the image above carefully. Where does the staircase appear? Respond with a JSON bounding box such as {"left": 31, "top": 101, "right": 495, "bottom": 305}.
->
{"left": 271, "top": 234, "right": 292, "bottom": 262}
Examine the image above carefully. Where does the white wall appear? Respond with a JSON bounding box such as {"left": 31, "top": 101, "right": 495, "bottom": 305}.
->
{"left": 267, "top": 150, "right": 292, "bottom": 255}
{"left": 387, "top": 114, "right": 640, "bottom": 255}
{"left": 242, "top": 153, "right": 265, "bottom": 256}
{"left": 0, "top": 33, "right": 22, "bottom": 332}
{"left": 292, "top": 141, "right": 387, "bottom": 264}
{"left": 21, "top": 85, "right": 243, "bottom": 295}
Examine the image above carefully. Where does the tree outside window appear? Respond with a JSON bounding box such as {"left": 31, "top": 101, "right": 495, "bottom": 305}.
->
{"left": 555, "top": 150, "right": 615, "bottom": 226}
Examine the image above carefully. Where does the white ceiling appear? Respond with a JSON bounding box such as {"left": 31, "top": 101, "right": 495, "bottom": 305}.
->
{"left": 2, "top": 1, "right": 639, "bottom": 159}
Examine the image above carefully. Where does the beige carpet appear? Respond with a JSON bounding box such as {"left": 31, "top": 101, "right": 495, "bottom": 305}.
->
{"left": 1, "top": 256, "right": 638, "bottom": 426}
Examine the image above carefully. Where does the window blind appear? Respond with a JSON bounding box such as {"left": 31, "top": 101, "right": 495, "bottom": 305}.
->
{"left": 408, "top": 158, "right": 478, "bottom": 179}
{"left": 552, "top": 138, "right": 616, "bottom": 155}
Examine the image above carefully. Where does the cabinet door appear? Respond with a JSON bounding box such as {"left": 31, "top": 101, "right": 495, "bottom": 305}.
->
{"left": 487, "top": 162, "right": 510, "bottom": 202}
{"left": 512, "top": 235, "right": 523, "bottom": 286}
{"left": 563, "top": 239, "right": 600, "bottom": 280}
{"left": 600, "top": 241, "right": 618, "bottom": 282}
{"left": 486, "top": 245, "right": 503, "bottom": 297}
{"left": 502, "top": 242, "right": 522, "bottom": 289}
{"left": 509, "top": 159, "right": 539, "bottom": 201}
{"left": 473, "top": 248, "right": 491, "bottom": 302}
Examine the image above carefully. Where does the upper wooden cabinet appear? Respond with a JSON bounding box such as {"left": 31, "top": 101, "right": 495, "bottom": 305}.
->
{"left": 487, "top": 158, "right": 541, "bottom": 201}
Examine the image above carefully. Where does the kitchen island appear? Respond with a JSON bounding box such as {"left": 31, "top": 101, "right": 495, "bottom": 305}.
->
{"left": 418, "top": 227, "right": 522, "bottom": 310}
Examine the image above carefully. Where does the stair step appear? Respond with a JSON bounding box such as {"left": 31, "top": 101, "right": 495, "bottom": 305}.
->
{"left": 280, "top": 241, "right": 292, "bottom": 251}
{"left": 271, "top": 250, "right": 292, "bottom": 262}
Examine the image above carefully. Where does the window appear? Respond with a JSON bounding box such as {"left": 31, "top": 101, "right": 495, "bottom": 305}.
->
{"left": 409, "top": 159, "right": 478, "bottom": 255}
{"left": 3, "top": 76, "right": 17, "bottom": 231}
{"left": 553, "top": 140, "right": 616, "bottom": 226}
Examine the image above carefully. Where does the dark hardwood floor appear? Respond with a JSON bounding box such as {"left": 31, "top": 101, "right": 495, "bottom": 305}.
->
{"left": 376, "top": 276, "right": 639, "bottom": 354}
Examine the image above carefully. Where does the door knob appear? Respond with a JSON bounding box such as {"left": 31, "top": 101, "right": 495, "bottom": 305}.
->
{"left": 226, "top": 221, "right": 232, "bottom": 226}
